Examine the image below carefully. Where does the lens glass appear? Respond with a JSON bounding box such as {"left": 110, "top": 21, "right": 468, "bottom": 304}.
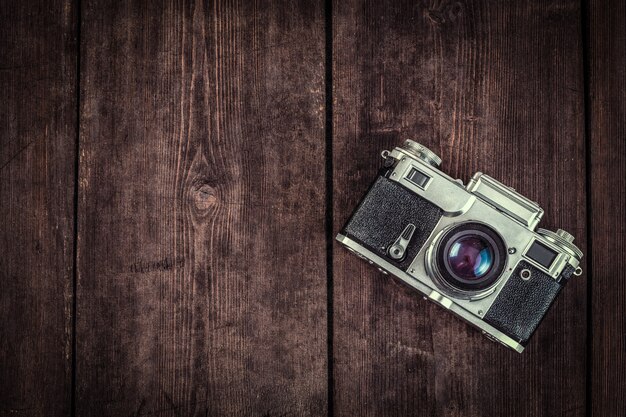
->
{"left": 447, "top": 236, "right": 494, "bottom": 279}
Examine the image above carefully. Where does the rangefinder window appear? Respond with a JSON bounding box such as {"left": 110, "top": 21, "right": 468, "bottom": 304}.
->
{"left": 406, "top": 167, "right": 431, "bottom": 189}
{"left": 525, "top": 240, "right": 558, "bottom": 269}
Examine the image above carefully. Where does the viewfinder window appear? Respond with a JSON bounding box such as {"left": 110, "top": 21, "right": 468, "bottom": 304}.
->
{"left": 407, "top": 168, "right": 431, "bottom": 189}
{"left": 525, "top": 241, "right": 557, "bottom": 269}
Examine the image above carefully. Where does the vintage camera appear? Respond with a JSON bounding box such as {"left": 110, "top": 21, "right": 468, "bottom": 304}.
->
{"left": 336, "top": 140, "right": 583, "bottom": 352}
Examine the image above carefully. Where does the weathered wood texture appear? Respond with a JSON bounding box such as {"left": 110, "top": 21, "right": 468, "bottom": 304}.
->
{"left": 3, "top": 0, "right": 626, "bottom": 416}
{"left": 0, "top": 1, "right": 76, "bottom": 416}
{"left": 588, "top": 1, "right": 626, "bottom": 416}
{"left": 76, "top": 1, "right": 327, "bottom": 416}
{"left": 332, "top": 1, "right": 587, "bottom": 416}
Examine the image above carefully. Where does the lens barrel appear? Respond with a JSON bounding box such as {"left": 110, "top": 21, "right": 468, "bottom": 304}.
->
{"left": 435, "top": 222, "right": 506, "bottom": 292}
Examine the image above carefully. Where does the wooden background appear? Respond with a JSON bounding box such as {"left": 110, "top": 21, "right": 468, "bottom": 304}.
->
{"left": 0, "top": 0, "right": 624, "bottom": 416}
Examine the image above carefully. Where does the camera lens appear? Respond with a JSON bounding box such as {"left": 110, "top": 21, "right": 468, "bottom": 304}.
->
{"left": 435, "top": 223, "right": 506, "bottom": 292}
{"left": 447, "top": 236, "right": 494, "bottom": 279}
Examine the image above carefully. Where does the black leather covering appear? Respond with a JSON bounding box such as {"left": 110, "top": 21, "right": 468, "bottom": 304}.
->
{"left": 484, "top": 261, "right": 562, "bottom": 345}
{"left": 341, "top": 175, "right": 442, "bottom": 270}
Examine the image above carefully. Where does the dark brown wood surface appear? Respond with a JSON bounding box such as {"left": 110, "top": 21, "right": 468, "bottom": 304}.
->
{"left": 0, "top": 1, "right": 76, "bottom": 416}
{"left": 332, "top": 1, "right": 587, "bottom": 416}
{"left": 1, "top": 1, "right": 626, "bottom": 416}
{"left": 588, "top": 0, "right": 626, "bottom": 416}
{"left": 76, "top": 1, "right": 326, "bottom": 416}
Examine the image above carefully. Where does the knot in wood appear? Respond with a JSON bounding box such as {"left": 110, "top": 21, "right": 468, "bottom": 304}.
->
{"left": 191, "top": 183, "right": 218, "bottom": 211}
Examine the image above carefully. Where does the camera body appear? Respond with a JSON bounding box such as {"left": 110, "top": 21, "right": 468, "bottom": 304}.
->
{"left": 336, "top": 140, "right": 583, "bottom": 352}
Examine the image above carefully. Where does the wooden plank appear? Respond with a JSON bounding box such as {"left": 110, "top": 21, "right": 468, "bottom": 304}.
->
{"left": 0, "top": 1, "right": 76, "bottom": 416}
{"left": 332, "top": 1, "right": 586, "bottom": 416}
{"left": 588, "top": 1, "right": 626, "bottom": 415}
{"left": 76, "top": 1, "right": 327, "bottom": 415}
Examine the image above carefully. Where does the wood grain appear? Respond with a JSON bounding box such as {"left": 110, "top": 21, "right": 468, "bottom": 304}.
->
{"left": 0, "top": 1, "right": 76, "bottom": 416}
{"left": 332, "top": 1, "right": 587, "bottom": 416}
{"left": 588, "top": 1, "right": 626, "bottom": 416}
{"left": 4, "top": 0, "right": 626, "bottom": 415}
{"left": 76, "top": 1, "right": 327, "bottom": 415}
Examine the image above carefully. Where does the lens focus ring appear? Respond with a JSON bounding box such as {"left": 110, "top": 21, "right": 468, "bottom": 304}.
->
{"left": 433, "top": 222, "right": 506, "bottom": 293}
